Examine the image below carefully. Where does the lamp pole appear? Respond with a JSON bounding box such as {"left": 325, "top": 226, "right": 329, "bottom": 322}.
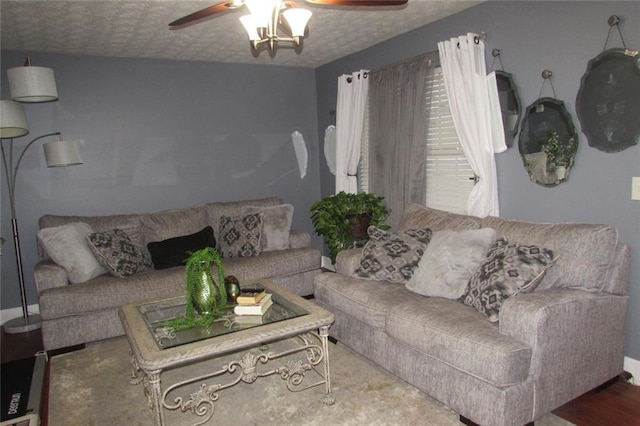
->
{"left": 1, "top": 132, "right": 61, "bottom": 333}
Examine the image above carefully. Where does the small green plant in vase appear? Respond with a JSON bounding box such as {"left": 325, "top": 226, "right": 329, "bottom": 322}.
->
{"left": 166, "top": 247, "right": 229, "bottom": 329}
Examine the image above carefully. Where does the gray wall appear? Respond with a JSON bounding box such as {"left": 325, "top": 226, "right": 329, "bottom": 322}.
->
{"left": 315, "top": 1, "right": 640, "bottom": 359}
{"left": 0, "top": 52, "right": 322, "bottom": 310}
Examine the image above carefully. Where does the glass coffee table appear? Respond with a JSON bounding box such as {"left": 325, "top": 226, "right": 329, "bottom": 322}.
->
{"left": 119, "top": 279, "right": 335, "bottom": 426}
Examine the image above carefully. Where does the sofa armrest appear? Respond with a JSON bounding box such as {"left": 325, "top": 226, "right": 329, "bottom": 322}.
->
{"left": 335, "top": 248, "right": 363, "bottom": 276}
{"left": 499, "top": 288, "right": 628, "bottom": 417}
{"left": 34, "top": 260, "right": 70, "bottom": 293}
{"left": 288, "top": 230, "right": 311, "bottom": 249}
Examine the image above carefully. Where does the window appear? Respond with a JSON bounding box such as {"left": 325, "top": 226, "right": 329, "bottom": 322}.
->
{"left": 360, "top": 66, "right": 474, "bottom": 214}
{"left": 424, "top": 67, "right": 475, "bottom": 214}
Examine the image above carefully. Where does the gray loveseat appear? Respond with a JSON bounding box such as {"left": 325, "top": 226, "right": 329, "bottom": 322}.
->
{"left": 314, "top": 203, "right": 630, "bottom": 426}
{"left": 35, "top": 196, "right": 322, "bottom": 351}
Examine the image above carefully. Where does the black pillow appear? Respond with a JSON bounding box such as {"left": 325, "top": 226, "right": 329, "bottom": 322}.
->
{"left": 147, "top": 226, "right": 216, "bottom": 270}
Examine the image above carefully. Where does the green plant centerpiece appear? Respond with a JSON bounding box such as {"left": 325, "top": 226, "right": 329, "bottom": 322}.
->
{"left": 311, "top": 191, "right": 390, "bottom": 262}
{"left": 167, "top": 247, "right": 229, "bottom": 330}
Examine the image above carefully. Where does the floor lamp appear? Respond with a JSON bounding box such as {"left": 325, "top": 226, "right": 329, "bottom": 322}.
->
{"left": 0, "top": 59, "right": 83, "bottom": 334}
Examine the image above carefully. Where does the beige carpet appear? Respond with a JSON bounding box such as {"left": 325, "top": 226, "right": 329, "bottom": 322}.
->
{"left": 49, "top": 336, "right": 573, "bottom": 426}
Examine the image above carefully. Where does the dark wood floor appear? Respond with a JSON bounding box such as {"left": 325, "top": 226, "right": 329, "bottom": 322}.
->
{"left": 2, "top": 328, "right": 639, "bottom": 425}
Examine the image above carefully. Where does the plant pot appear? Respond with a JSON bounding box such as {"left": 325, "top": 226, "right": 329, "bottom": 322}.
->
{"left": 347, "top": 214, "right": 371, "bottom": 240}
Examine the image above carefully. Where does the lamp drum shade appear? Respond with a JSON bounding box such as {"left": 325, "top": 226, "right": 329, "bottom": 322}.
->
{"left": 8, "top": 66, "right": 59, "bottom": 103}
{"left": 0, "top": 100, "right": 29, "bottom": 138}
{"left": 44, "top": 140, "right": 83, "bottom": 167}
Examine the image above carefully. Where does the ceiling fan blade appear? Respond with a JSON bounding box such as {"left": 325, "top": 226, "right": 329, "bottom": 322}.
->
{"left": 169, "top": 1, "right": 236, "bottom": 28}
{"left": 305, "top": 0, "right": 408, "bottom": 6}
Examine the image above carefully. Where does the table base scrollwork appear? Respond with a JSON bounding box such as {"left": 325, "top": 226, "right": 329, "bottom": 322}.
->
{"left": 130, "top": 326, "right": 333, "bottom": 425}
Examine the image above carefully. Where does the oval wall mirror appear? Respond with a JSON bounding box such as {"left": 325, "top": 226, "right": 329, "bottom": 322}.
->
{"left": 576, "top": 48, "right": 640, "bottom": 152}
{"left": 518, "top": 97, "right": 579, "bottom": 187}
{"left": 495, "top": 70, "right": 521, "bottom": 147}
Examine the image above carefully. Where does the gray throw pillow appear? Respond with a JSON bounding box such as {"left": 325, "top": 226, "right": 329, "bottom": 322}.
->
{"left": 459, "top": 238, "right": 556, "bottom": 322}
{"left": 87, "top": 229, "right": 153, "bottom": 278}
{"left": 241, "top": 204, "right": 293, "bottom": 251}
{"left": 406, "top": 228, "right": 497, "bottom": 299}
{"left": 37, "top": 222, "right": 108, "bottom": 284}
{"left": 355, "top": 226, "right": 432, "bottom": 284}
{"left": 218, "top": 213, "right": 263, "bottom": 258}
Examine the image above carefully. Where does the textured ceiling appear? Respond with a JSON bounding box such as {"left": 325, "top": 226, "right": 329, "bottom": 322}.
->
{"left": 1, "top": 0, "right": 481, "bottom": 68}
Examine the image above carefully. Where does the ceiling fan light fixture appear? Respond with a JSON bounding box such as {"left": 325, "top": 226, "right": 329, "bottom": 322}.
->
{"left": 244, "top": 0, "right": 280, "bottom": 28}
{"left": 282, "top": 8, "right": 312, "bottom": 38}
{"left": 239, "top": 15, "right": 261, "bottom": 41}
{"left": 170, "top": 0, "right": 409, "bottom": 54}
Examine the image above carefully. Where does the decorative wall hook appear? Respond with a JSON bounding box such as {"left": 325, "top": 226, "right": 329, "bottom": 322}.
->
{"left": 538, "top": 70, "right": 558, "bottom": 99}
{"left": 603, "top": 14, "right": 631, "bottom": 52}
{"left": 490, "top": 48, "right": 504, "bottom": 71}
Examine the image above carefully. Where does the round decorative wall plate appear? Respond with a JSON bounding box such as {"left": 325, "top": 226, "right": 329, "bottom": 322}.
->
{"left": 576, "top": 48, "right": 640, "bottom": 152}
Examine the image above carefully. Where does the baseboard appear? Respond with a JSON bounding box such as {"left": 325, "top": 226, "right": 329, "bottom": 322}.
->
{"left": 0, "top": 304, "right": 40, "bottom": 326}
{"left": 624, "top": 356, "right": 640, "bottom": 386}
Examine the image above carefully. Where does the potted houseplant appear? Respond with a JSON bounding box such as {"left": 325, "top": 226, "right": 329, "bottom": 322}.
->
{"left": 310, "top": 191, "right": 390, "bottom": 262}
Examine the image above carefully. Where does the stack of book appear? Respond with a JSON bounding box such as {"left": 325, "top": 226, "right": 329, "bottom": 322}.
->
{"left": 233, "top": 285, "right": 273, "bottom": 316}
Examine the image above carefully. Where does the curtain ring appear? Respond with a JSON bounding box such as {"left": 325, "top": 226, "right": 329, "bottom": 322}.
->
{"left": 347, "top": 76, "right": 353, "bottom": 83}
{"left": 474, "top": 32, "right": 487, "bottom": 44}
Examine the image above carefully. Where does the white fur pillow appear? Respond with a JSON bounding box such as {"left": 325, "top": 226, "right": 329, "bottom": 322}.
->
{"left": 241, "top": 204, "right": 293, "bottom": 251}
{"left": 37, "top": 222, "right": 107, "bottom": 284}
{"left": 405, "top": 228, "right": 497, "bottom": 299}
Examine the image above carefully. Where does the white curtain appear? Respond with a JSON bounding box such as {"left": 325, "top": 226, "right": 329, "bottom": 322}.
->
{"left": 438, "top": 34, "right": 505, "bottom": 217}
{"left": 335, "top": 70, "right": 369, "bottom": 194}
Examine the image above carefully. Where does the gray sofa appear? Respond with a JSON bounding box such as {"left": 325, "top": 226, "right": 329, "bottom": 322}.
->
{"left": 34, "top": 196, "right": 322, "bottom": 351}
{"left": 314, "top": 203, "right": 630, "bottom": 426}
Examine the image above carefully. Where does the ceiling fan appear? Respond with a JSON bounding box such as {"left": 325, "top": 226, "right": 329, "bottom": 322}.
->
{"left": 169, "top": 0, "right": 409, "bottom": 52}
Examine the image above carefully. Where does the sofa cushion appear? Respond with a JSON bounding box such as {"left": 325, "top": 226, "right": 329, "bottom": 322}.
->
{"left": 87, "top": 229, "right": 153, "bottom": 277}
{"left": 398, "top": 203, "right": 480, "bottom": 232}
{"left": 141, "top": 205, "right": 208, "bottom": 247}
{"left": 218, "top": 213, "right": 263, "bottom": 258}
{"left": 221, "top": 247, "right": 320, "bottom": 282}
{"left": 146, "top": 226, "right": 216, "bottom": 270}
{"left": 459, "top": 238, "right": 556, "bottom": 322}
{"left": 39, "top": 247, "right": 320, "bottom": 319}
{"left": 37, "top": 222, "right": 108, "bottom": 284}
{"left": 314, "top": 272, "right": 418, "bottom": 331}
{"left": 242, "top": 204, "right": 293, "bottom": 251}
{"left": 38, "top": 267, "right": 187, "bottom": 319}
{"left": 355, "top": 226, "right": 432, "bottom": 284}
{"left": 386, "top": 298, "right": 532, "bottom": 387}
{"left": 406, "top": 228, "right": 497, "bottom": 299}
{"left": 205, "top": 196, "right": 282, "bottom": 239}
{"left": 480, "top": 216, "right": 617, "bottom": 292}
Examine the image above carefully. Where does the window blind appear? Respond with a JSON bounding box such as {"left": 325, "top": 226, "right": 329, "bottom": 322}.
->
{"left": 359, "top": 100, "right": 370, "bottom": 193}
{"left": 425, "top": 67, "right": 474, "bottom": 214}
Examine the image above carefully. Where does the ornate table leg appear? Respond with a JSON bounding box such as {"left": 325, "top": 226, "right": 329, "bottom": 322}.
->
{"left": 319, "top": 326, "right": 335, "bottom": 405}
{"left": 129, "top": 351, "right": 143, "bottom": 385}
{"left": 147, "top": 370, "right": 165, "bottom": 426}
